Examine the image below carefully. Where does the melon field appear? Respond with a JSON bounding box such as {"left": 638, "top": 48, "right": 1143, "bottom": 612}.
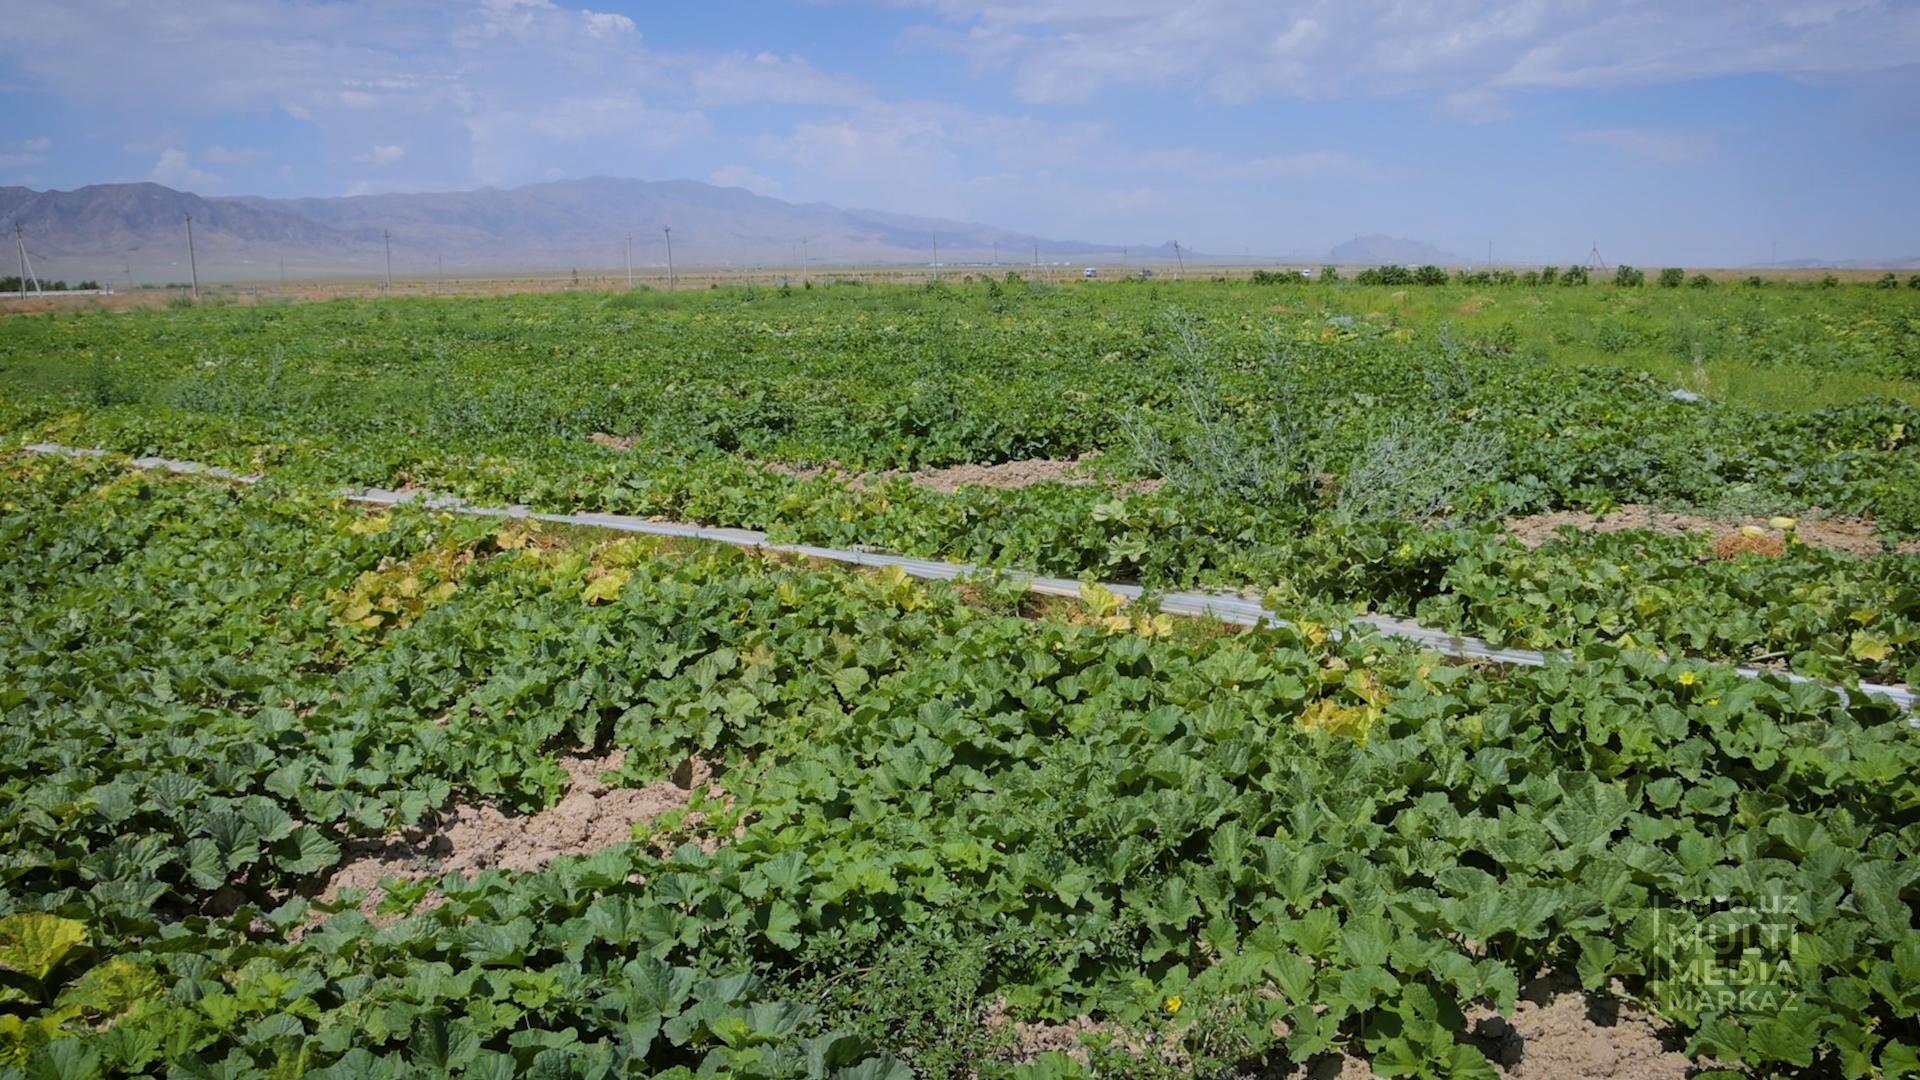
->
{"left": 2, "top": 272, "right": 1920, "bottom": 1080}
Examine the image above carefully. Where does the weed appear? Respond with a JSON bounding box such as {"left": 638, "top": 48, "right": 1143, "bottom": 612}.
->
{"left": 1334, "top": 414, "right": 1507, "bottom": 523}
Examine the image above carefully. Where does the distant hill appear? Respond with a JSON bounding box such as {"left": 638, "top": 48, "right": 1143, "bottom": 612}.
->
{"left": 0, "top": 178, "right": 1195, "bottom": 282}
{"left": 1327, "top": 233, "right": 1463, "bottom": 266}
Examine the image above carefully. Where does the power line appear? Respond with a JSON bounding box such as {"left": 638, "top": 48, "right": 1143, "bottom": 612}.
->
{"left": 15, "top": 223, "right": 39, "bottom": 298}
{"left": 183, "top": 214, "right": 199, "bottom": 300}
{"left": 798, "top": 235, "right": 817, "bottom": 284}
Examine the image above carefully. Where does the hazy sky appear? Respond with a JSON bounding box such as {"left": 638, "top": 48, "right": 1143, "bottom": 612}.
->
{"left": 2, "top": 1, "right": 1916, "bottom": 265}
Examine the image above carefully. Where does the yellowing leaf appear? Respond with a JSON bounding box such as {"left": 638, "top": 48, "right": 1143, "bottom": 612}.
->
{"left": 1078, "top": 581, "right": 1127, "bottom": 617}
{"left": 1851, "top": 633, "right": 1891, "bottom": 662}
{"left": 56, "top": 958, "right": 162, "bottom": 1018}
{"left": 0, "top": 913, "right": 87, "bottom": 981}
{"left": 1299, "top": 700, "right": 1376, "bottom": 743}
{"left": 349, "top": 513, "right": 391, "bottom": 535}
{"left": 581, "top": 571, "right": 629, "bottom": 605}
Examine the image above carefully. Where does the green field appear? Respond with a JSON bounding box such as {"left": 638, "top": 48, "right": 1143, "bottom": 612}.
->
{"left": 2, "top": 273, "right": 1920, "bottom": 1079}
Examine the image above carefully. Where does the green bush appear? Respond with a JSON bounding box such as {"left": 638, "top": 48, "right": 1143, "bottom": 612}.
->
{"left": 1658, "top": 268, "right": 1686, "bottom": 288}
{"left": 1413, "top": 265, "right": 1450, "bottom": 286}
{"left": 1876, "top": 272, "right": 1900, "bottom": 290}
{"left": 1539, "top": 266, "right": 1560, "bottom": 285}
{"left": 1355, "top": 265, "right": 1415, "bottom": 286}
{"left": 1249, "top": 269, "right": 1303, "bottom": 285}
{"left": 1688, "top": 274, "right": 1714, "bottom": 289}
{"left": 1614, "top": 265, "right": 1646, "bottom": 287}
{"left": 1561, "top": 265, "right": 1590, "bottom": 286}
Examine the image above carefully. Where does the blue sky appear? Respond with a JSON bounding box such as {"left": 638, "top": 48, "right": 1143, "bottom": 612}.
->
{"left": 1, "top": 0, "right": 1916, "bottom": 265}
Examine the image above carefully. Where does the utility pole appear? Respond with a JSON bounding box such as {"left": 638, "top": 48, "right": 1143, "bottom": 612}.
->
{"left": 931, "top": 235, "right": 938, "bottom": 282}
{"left": 1122, "top": 247, "right": 1128, "bottom": 267}
{"left": 14, "top": 224, "right": 27, "bottom": 298}
{"left": 1173, "top": 241, "right": 1185, "bottom": 278}
{"left": 183, "top": 214, "right": 199, "bottom": 300}
{"left": 437, "top": 256, "right": 444, "bottom": 293}
{"left": 1032, "top": 241, "right": 1039, "bottom": 279}
{"left": 625, "top": 233, "right": 632, "bottom": 288}
{"left": 383, "top": 230, "right": 392, "bottom": 289}
{"left": 125, "top": 261, "right": 134, "bottom": 292}
{"left": 279, "top": 259, "right": 286, "bottom": 287}
{"left": 1771, "top": 240, "right": 1776, "bottom": 270}
{"left": 663, "top": 227, "right": 674, "bottom": 289}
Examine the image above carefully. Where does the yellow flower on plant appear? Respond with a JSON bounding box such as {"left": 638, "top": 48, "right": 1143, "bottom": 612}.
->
{"left": 1706, "top": 698, "right": 1719, "bottom": 705}
{"left": 1677, "top": 670, "right": 1696, "bottom": 686}
{"left": 1163, "top": 995, "right": 1183, "bottom": 1014}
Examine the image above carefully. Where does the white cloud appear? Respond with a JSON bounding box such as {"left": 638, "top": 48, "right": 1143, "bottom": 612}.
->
{"left": 527, "top": 96, "right": 703, "bottom": 141}
{"left": 710, "top": 165, "right": 782, "bottom": 195}
{"left": 204, "top": 144, "right": 269, "bottom": 164}
{"left": 889, "top": 1, "right": 1920, "bottom": 104}
{"left": 1132, "top": 145, "right": 1372, "bottom": 181}
{"left": 0, "top": 136, "right": 50, "bottom": 168}
{"left": 1570, "top": 127, "right": 1718, "bottom": 162}
{"left": 148, "top": 149, "right": 224, "bottom": 190}
{"left": 685, "top": 52, "right": 872, "bottom": 108}
{"left": 1430, "top": 88, "right": 1513, "bottom": 123}
{"left": 353, "top": 144, "right": 407, "bottom": 164}
{"left": 0, "top": 1, "right": 813, "bottom": 192}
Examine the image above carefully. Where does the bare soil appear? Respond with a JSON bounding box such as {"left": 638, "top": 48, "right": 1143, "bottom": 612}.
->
{"left": 320, "top": 748, "right": 710, "bottom": 904}
{"left": 1504, "top": 504, "right": 1920, "bottom": 558}
{"left": 993, "top": 972, "right": 1696, "bottom": 1080}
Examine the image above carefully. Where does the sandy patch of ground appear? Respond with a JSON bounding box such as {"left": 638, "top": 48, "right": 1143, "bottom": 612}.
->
{"left": 988, "top": 973, "right": 1697, "bottom": 1080}
{"left": 320, "top": 748, "right": 713, "bottom": 905}
{"left": 913, "top": 456, "right": 1142, "bottom": 493}
{"left": 1504, "top": 504, "right": 1920, "bottom": 558}
{"left": 1463, "top": 972, "right": 1696, "bottom": 1080}
{"left": 981, "top": 1001, "right": 1183, "bottom": 1070}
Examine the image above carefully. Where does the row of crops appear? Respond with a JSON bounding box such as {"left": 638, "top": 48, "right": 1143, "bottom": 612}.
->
{"left": 2, "top": 281, "right": 1917, "bottom": 686}
{"left": 3, "top": 451, "right": 1920, "bottom": 1080}
{"left": 1, "top": 278, "right": 1919, "bottom": 1078}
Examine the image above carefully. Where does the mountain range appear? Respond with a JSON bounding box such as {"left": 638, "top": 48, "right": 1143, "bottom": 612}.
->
{"left": 0, "top": 178, "right": 1191, "bottom": 283}
{"left": 1325, "top": 233, "right": 1464, "bottom": 266}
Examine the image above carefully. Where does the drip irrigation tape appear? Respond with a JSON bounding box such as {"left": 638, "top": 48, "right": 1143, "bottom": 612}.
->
{"left": 22, "top": 442, "right": 1915, "bottom": 716}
